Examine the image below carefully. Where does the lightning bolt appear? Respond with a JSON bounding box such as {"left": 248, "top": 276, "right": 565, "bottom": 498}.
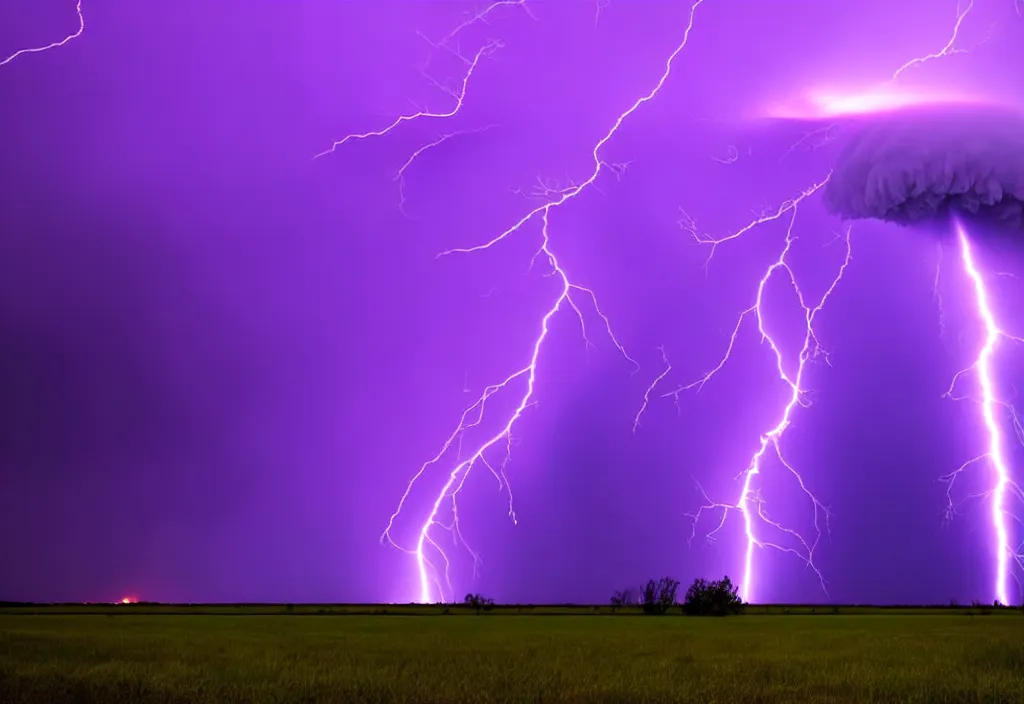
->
{"left": 395, "top": 125, "right": 498, "bottom": 217}
{"left": 632, "top": 346, "right": 672, "bottom": 434}
{"left": 0, "top": 0, "right": 84, "bottom": 67}
{"left": 943, "top": 221, "right": 1024, "bottom": 606}
{"left": 891, "top": 0, "right": 975, "bottom": 80}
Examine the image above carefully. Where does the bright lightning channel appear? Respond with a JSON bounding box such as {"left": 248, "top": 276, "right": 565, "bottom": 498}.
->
{"left": 944, "top": 221, "right": 1024, "bottom": 606}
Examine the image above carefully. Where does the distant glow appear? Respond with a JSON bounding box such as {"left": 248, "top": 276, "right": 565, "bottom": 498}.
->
{"left": 767, "top": 85, "right": 983, "bottom": 120}
{"left": 810, "top": 89, "right": 977, "bottom": 117}
{"left": 118, "top": 596, "right": 138, "bottom": 604}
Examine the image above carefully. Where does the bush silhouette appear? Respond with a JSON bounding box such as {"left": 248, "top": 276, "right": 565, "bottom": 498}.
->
{"left": 609, "top": 587, "right": 637, "bottom": 611}
{"left": 463, "top": 593, "right": 495, "bottom": 614}
{"left": 640, "top": 577, "right": 680, "bottom": 615}
{"left": 681, "top": 576, "right": 745, "bottom": 616}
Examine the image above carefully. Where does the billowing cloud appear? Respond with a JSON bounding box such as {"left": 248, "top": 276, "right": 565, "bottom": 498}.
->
{"left": 824, "top": 104, "right": 1024, "bottom": 230}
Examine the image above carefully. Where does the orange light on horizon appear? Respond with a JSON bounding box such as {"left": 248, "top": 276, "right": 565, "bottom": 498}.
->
{"left": 118, "top": 596, "right": 138, "bottom": 605}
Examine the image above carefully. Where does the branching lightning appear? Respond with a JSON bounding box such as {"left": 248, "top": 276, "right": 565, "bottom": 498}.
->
{"left": 659, "top": 188, "right": 851, "bottom": 604}
{"left": 0, "top": 1, "right": 84, "bottom": 67}
{"left": 312, "top": 39, "right": 502, "bottom": 162}
{"left": 327, "top": 0, "right": 705, "bottom": 603}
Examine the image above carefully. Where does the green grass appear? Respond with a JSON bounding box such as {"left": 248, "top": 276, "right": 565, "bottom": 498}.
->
{"left": 3, "top": 611, "right": 1024, "bottom": 702}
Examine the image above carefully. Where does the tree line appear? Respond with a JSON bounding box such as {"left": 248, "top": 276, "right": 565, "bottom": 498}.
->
{"left": 462, "top": 575, "right": 744, "bottom": 616}
{"left": 611, "top": 576, "right": 744, "bottom": 616}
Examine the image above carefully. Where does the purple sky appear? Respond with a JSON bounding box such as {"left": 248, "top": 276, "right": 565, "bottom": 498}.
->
{"left": 3, "top": 1, "right": 1024, "bottom": 605}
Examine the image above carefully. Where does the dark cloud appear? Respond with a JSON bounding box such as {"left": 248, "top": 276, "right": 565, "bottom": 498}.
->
{"left": 823, "top": 104, "right": 1024, "bottom": 231}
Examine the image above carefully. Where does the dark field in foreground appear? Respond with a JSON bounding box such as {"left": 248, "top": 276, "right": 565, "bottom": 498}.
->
{"left": 3, "top": 611, "right": 1024, "bottom": 703}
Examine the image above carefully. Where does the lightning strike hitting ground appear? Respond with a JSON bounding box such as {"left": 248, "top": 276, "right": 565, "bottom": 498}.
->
{"left": 943, "top": 221, "right": 1024, "bottom": 606}
{"left": 324, "top": 0, "right": 1019, "bottom": 604}
{"left": 0, "top": 1, "right": 85, "bottom": 67}
{"left": 328, "top": 0, "right": 705, "bottom": 603}
{"left": 660, "top": 190, "right": 851, "bottom": 603}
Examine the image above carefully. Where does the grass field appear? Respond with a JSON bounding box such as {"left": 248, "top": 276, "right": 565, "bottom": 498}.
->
{"left": 3, "top": 606, "right": 1024, "bottom": 703}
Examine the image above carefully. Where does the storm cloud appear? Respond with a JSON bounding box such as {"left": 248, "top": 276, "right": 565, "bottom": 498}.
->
{"left": 823, "top": 104, "right": 1024, "bottom": 230}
